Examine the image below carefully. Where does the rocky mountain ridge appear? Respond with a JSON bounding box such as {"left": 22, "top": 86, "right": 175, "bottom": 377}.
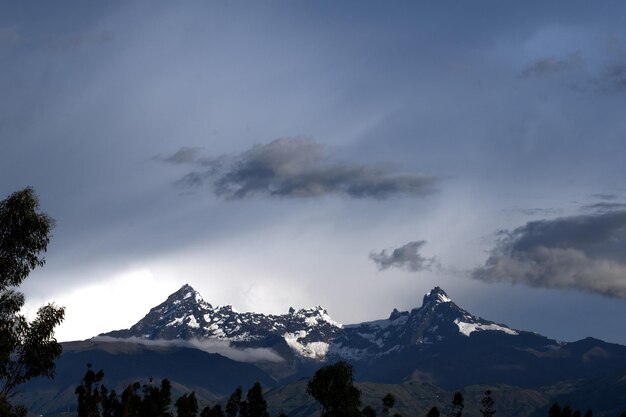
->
{"left": 102, "top": 284, "right": 521, "bottom": 362}
{"left": 103, "top": 284, "right": 341, "bottom": 359}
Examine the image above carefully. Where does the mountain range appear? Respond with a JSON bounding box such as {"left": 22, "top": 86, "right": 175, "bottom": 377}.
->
{"left": 14, "top": 284, "right": 626, "bottom": 417}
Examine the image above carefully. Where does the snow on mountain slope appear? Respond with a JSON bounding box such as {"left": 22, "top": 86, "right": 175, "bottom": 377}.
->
{"left": 102, "top": 285, "right": 519, "bottom": 361}
{"left": 102, "top": 284, "right": 341, "bottom": 359}
{"left": 328, "top": 287, "right": 519, "bottom": 360}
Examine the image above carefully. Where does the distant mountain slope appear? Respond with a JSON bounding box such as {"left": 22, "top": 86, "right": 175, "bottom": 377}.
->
{"left": 264, "top": 379, "right": 552, "bottom": 417}
{"left": 265, "top": 378, "right": 626, "bottom": 417}
{"left": 532, "top": 369, "right": 626, "bottom": 417}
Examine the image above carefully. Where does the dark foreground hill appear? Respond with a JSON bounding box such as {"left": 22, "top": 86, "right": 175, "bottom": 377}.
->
{"left": 16, "top": 371, "right": 626, "bottom": 417}
{"left": 13, "top": 340, "right": 276, "bottom": 416}
{"left": 264, "top": 377, "right": 626, "bottom": 417}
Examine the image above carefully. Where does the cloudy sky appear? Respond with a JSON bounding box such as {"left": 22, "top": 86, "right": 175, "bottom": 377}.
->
{"left": 3, "top": 1, "right": 626, "bottom": 343}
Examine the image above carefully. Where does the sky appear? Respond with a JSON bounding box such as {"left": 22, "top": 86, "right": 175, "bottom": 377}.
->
{"left": 2, "top": 1, "right": 626, "bottom": 343}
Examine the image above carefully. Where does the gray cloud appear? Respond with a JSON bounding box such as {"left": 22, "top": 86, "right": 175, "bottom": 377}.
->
{"left": 520, "top": 52, "right": 585, "bottom": 78}
{"left": 162, "top": 138, "right": 437, "bottom": 200}
{"left": 520, "top": 51, "right": 626, "bottom": 93}
{"left": 504, "top": 207, "right": 563, "bottom": 217}
{"left": 160, "top": 147, "right": 204, "bottom": 164}
{"left": 473, "top": 211, "right": 626, "bottom": 298}
{"left": 370, "top": 240, "right": 437, "bottom": 272}
{"left": 591, "top": 193, "right": 619, "bottom": 200}
{"left": 94, "top": 336, "right": 284, "bottom": 363}
{"left": 601, "top": 64, "right": 626, "bottom": 91}
{"left": 581, "top": 202, "right": 626, "bottom": 212}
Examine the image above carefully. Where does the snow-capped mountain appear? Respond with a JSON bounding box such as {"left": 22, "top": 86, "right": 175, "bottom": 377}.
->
{"left": 329, "top": 286, "right": 518, "bottom": 361}
{"left": 102, "top": 284, "right": 520, "bottom": 362}
{"left": 79, "top": 283, "right": 626, "bottom": 390}
{"left": 103, "top": 284, "right": 341, "bottom": 359}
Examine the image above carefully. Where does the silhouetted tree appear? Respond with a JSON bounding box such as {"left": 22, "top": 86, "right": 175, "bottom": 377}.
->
{"left": 243, "top": 382, "right": 269, "bottom": 417}
{"left": 0, "top": 188, "right": 65, "bottom": 413}
{"left": 573, "top": 411, "right": 581, "bottom": 417}
{"left": 480, "top": 390, "right": 495, "bottom": 417}
{"left": 362, "top": 405, "right": 377, "bottom": 417}
{"left": 427, "top": 406, "right": 440, "bottom": 417}
{"left": 75, "top": 368, "right": 179, "bottom": 417}
{"left": 277, "top": 413, "right": 288, "bottom": 417}
{"left": 76, "top": 365, "right": 105, "bottom": 417}
{"left": 201, "top": 404, "right": 226, "bottom": 417}
{"left": 582, "top": 409, "right": 592, "bottom": 417}
{"left": 447, "top": 392, "right": 464, "bottom": 417}
{"left": 101, "top": 385, "right": 122, "bottom": 417}
{"left": 141, "top": 378, "right": 173, "bottom": 417}
{"left": 226, "top": 387, "right": 242, "bottom": 417}
{"left": 0, "top": 399, "right": 26, "bottom": 417}
{"left": 175, "top": 392, "right": 198, "bottom": 417}
{"left": 382, "top": 394, "right": 395, "bottom": 417}
{"left": 562, "top": 405, "right": 573, "bottom": 417}
{"left": 548, "top": 403, "right": 562, "bottom": 417}
{"left": 214, "top": 405, "right": 225, "bottom": 417}
{"left": 307, "top": 361, "right": 361, "bottom": 417}
{"left": 121, "top": 382, "right": 142, "bottom": 417}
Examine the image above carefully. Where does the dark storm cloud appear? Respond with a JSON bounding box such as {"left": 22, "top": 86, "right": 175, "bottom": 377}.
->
{"left": 520, "top": 52, "right": 584, "bottom": 78}
{"left": 162, "top": 138, "right": 437, "bottom": 200}
{"left": 369, "top": 241, "right": 437, "bottom": 272}
{"left": 473, "top": 211, "right": 626, "bottom": 298}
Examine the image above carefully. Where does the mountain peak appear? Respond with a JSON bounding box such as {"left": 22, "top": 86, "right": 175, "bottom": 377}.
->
{"left": 422, "top": 286, "right": 452, "bottom": 306}
{"left": 168, "top": 284, "right": 205, "bottom": 304}
{"left": 174, "top": 283, "right": 195, "bottom": 295}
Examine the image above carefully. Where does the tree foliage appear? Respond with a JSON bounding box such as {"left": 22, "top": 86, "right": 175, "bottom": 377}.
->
{"left": 0, "top": 188, "right": 65, "bottom": 412}
{"left": 306, "top": 361, "right": 361, "bottom": 417}
{"left": 242, "top": 382, "right": 269, "bottom": 417}
{"left": 362, "top": 405, "right": 376, "bottom": 417}
{"left": 226, "top": 387, "right": 243, "bottom": 417}
{"left": 447, "top": 392, "right": 464, "bottom": 417}
{"left": 201, "top": 404, "right": 225, "bottom": 417}
{"left": 382, "top": 393, "right": 395, "bottom": 417}
{"left": 175, "top": 392, "right": 198, "bottom": 417}
{"left": 479, "top": 390, "right": 495, "bottom": 417}
{"left": 76, "top": 365, "right": 105, "bottom": 417}
{"left": 546, "top": 402, "right": 594, "bottom": 417}
{"left": 549, "top": 403, "right": 562, "bottom": 417}
{"left": 427, "top": 407, "right": 440, "bottom": 417}
{"left": 75, "top": 367, "right": 175, "bottom": 417}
